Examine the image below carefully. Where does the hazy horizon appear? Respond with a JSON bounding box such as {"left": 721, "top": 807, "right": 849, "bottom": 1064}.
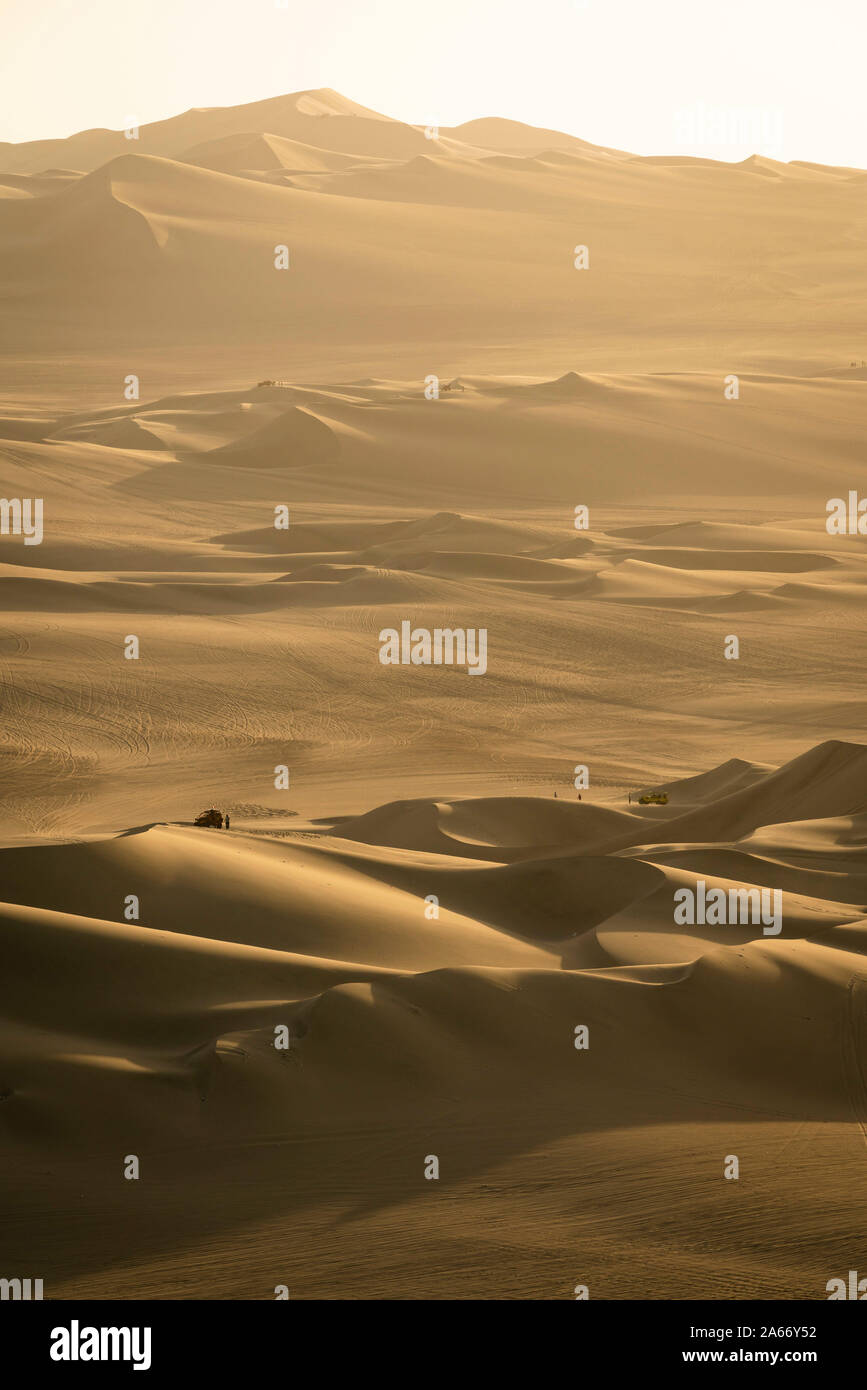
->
{"left": 2, "top": 0, "right": 866, "bottom": 166}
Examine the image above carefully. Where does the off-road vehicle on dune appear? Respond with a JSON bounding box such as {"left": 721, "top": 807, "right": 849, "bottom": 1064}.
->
{"left": 637, "top": 791, "right": 669, "bottom": 806}
{"left": 194, "top": 808, "right": 223, "bottom": 827}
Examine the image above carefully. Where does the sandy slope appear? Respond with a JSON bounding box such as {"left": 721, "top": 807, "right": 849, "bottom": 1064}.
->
{"left": 2, "top": 88, "right": 867, "bottom": 397}
{"left": 2, "top": 373, "right": 866, "bottom": 841}
{"left": 2, "top": 90, "right": 867, "bottom": 1301}
{"left": 3, "top": 748, "right": 867, "bottom": 1299}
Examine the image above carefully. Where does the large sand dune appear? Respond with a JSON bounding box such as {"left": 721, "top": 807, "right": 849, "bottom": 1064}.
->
{"left": 3, "top": 750, "right": 867, "bottom": 1299}
{"left": 2, "top": 87, "right": 867, "bottom": 397}
{"left": 2, "top": 88, "right": 867, "bottom": 1300}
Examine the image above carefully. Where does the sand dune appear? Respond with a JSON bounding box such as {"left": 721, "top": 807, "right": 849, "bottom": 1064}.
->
{"left": 4, "top": 746, "right": 867, "bottom": 1298}
{"left": 3, "top": 87, "right": 867, "bottom": 1302}
{"left": 3, "top": 88, "right": 867, "bottom": 391}
{"left": 2, "top": 379, "right": 866, "bottom": 850}
{"left": 11, "top": 375, "right": 867, "bottom": 508}
{"left": 178, "top": 130, "right": 379, "bottom": 176}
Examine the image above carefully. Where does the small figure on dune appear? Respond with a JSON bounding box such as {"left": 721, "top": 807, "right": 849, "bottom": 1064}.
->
{"left": 225, "top": 813, "right": 231, "bottom": 830}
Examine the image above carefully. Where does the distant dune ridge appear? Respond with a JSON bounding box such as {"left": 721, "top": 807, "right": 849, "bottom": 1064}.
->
{"left": 2, "top": 87, "right": 867, "bottom": 392}
{"left": 2, "top": 88, "right": 867, "bottom": 1301}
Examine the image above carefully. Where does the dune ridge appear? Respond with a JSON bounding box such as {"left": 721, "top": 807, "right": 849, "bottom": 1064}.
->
{"left": 3, "top": 88, "right": 867, "bottom": 393}
{"left": 3, "top": 743, "right": 867, "bottom": 1297}
{"left": 3, "top": 85, "right": 867, "bottom": 1302}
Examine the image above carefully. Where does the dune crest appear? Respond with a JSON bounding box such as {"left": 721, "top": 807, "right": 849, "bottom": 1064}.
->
{"left": 3, "top": 82, "right": 866, "bottom": 1303}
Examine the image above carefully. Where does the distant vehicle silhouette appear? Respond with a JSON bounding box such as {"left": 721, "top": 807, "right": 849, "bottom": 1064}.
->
{"left": 637, "top": 791, "right": 668, "bottom": 806}
{"left": 194, "top": 808, "right": 224, "bottom": 828}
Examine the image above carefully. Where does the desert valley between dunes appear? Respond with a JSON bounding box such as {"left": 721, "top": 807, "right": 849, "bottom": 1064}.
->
{"left": 3, "top": 86, "right": 867, "bottom": 1301}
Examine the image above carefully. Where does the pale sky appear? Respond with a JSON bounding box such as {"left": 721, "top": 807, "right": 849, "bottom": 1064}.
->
{"left": 2, "top": 0, "right": 865, "bottom": 167}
